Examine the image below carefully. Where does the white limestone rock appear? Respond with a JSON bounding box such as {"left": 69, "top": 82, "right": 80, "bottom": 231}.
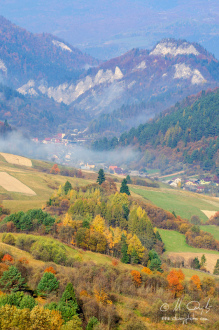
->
{"left": 52, "top": 40, "right": 72, "bottom": 52}
{"left": 150, "top": 41, "right": 199, "bottom": 57}
{"left": 174, "top": 63, "right": 206, "bottom": 84}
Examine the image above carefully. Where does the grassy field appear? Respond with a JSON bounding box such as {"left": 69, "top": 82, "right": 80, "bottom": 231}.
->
{"left": 200, "top": 225, "right": 219, "bottom": 241}
{"left": 159, "top": 229, "right": 219, "bottom": 273}
{"left": 159, "top": 229, "right": 219, "bottom": 254}
{"left": 131, "top": 186, "right": 219, "bottom": 222}
{"left": 0, "top": 158, "right": 94, "bottom": 212}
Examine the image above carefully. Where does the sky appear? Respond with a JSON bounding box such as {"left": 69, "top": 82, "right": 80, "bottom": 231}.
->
{"left": 1, "top": 0, "right": 219, "bottom": 59}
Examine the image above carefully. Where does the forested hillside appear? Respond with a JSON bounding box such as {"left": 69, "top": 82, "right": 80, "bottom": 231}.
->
{"left": 0, "top": 16, "right": 98, "bottom": 87}
{"left": 0, "top": 83, "right": 90, "bottom": 137}
{"left": 93, "top": 88, "right": 219, "bottom": 173}
{"left": 0, "top": 178, "right": 219, "bottom": 328}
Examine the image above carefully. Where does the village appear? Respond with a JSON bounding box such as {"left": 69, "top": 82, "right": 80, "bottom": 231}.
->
{"left": 31, "top": 133, "right": 219, "bottom": 197}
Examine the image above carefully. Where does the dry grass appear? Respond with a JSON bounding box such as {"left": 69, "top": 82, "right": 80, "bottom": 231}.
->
{"left": 167, "top": 252, "right": 219, "bottom": 274}
{"left": 0, "top": 153, "right": 32, "bottom": 167}
{"left": 201, "top": 210, "right": 217, "bottom": 219}
{"left": 0, "top": 172, "right": 36, "bottom": 195}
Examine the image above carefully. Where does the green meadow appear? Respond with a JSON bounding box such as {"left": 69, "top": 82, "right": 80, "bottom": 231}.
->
{"left": 131, "top": 186, "right": 219, "bottom": 222}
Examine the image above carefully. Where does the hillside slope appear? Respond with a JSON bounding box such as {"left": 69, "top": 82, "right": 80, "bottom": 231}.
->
{"left": 18, "top": 39, "right": 219, "bottom": 117}
{"left": 94, "top": 88, "right": 219, "bottom": 174}
{"left": 0, "top": 16, "right": 98, "bottom": 87}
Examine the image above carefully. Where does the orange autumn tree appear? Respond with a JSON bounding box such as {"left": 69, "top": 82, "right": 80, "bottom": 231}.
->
{"left": 50, "top": 164, "right": 60, "bottom": 174}
{"left": 131, "top": 270, "right": 142, "bottom": 287}
{"left": 190, "top": 275, "right": 201, "bottom": 291}
{"left": 167, "top": 269, "right": 185, "bottom": 297}
{"left": 141, "top": 267, "right": 152, "bottom": 275}
{"left": 2, "top": 254, "right": 14, "bottom": 264}
{"left": 44, "top": 266, "right": 56, "bottom": 274}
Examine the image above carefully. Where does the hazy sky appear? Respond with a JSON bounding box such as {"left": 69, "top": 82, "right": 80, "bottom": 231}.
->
{"left": 1, "top": 1, "right": 219, "bottom": 59}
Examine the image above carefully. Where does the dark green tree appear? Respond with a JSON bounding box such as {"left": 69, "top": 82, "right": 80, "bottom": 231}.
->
{"left": 97, "top": 169, "right": 105, "bottom": 185}
{"left": 64, "top": 181, "right": 72, "bottom": 194}
{"left": 131, "top": 248, "right": 139, "bottom": 264}
{"left": 37, "top": 272, "right": 59, "bottom": 295}
{"left": 149, "top": 258, "right": 162, "bottom": 272}
{"left": 0, "top": 266, "right": 27, "bottom": 293}
{"left": 213, "top": 259, "right": 219, "bottom": 275}
{"left": 126, "top": 175, "right": 132, "bottom": 184}
{"left": 191, "top": 257, "right": 200, "bottom": 269}
{"left": 200, "top": 254, "right": 206, "bottom": 267}
{"left": 121, "top": 234, "right": 130, "bottom": 264}
{"left": 120, "top": 179, "right": 130, "bottom": 195}
{"left": 155, "top": 231, "right": 162, "bottom": 242}
{"left": 148, "top": 249, "right": 162, "bottom": 272}
{"left": 48, "top": 283, "right": 79, "bottom": 323}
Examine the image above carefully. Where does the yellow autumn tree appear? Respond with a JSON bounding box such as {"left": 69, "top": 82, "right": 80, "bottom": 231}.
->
{"left": 92, "top": 215, "right": 105, "bottom": 233}
{"left": 63, "top": 213, "right": 73, "bottom": 226}
{"left": 127, "top": 234, "right": 145, "bottom": 259}
{"left": 136, "top": 206, "right": 146, "bottom": 219}
{"left": 57, "top": 185, "right": 63, "bottom": 197}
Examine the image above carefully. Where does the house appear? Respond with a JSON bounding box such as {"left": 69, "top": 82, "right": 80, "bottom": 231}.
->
{"left": 86, "top": 163, "right": 95, "bottom": 169}
{"left": 114, "top": 167, "right": 123, "bottom": 175}
{"left": 169, "top": 178, "right": 181, "bottom": 188}
{"left": 109, "top": 166, "right": 118, "bottom": 172}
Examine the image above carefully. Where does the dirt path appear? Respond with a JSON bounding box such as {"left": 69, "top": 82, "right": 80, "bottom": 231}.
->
{"left": 0, "top": 153, "right": 32, "bottom": 167}
{"left": 159, "top": 170, "right": 184, "bottom": 179}
{"left": 0, "top": 172, "right": 36, "bottom": 195}
{"left": 167, "top": 252, "right": 219, "bottom": 273}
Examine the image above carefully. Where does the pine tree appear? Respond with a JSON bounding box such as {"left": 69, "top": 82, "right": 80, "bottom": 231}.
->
{"left": 121, "top": 234, "right": 130, "bottom": 264}
{"left": 126, "top": 175, "right": 132, "bottom": 184}
{"left": 131, "top": 249, "right": 139, "bottom": 264}
{"left": 191, "top": 257, "right": 200, "bottom": 269}
{"left": 213, "top": 259, "right": 219, "bottom": 275}
{"left": 200, "top": 254, "right": 206, "bottom": 267}
{"left": 97, "top": 169, "right": 105, "bottom": 185}
{"left": 120, "top": 179, "right": 130, "bottom": 195}
{"left": 64, "top": 181, "right": 72, "bottom": 194}
{"left": 155, "top": 230, "right": 162, "bottom": 242}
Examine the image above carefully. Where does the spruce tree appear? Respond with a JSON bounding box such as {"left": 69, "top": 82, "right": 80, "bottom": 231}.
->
{"left": 191, "top": 257, "right": 200, "bottom": 269}
{"left": 64, "top": 181, "right": 72, "bottom": 194}
{"left": 97, "top": 169, "right": 105, "bottom": 185}
{"left": 213, "top": 259, "right": 219, "bottom": 275}
{"left": 120, "top": 179, "right": 130, "bottom": 195}
{"left": 155, "top": 230, "right": 162, "bottom": 242}
{"left": 131, "top": 248, "right": 139, "bottom": 264}
{"left": 121, "top": 234, "right": 130, "bottom": 264}
{"left": 200, "top": 254, "right": 206, "bottom": 267}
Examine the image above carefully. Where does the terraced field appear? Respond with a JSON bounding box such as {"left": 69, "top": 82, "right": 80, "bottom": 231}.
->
{"left": 0, "top": 156, "right": 93, "bottom": 212}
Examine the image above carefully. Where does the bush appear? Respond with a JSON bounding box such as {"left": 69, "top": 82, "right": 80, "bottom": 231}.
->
{"left": 30, "top": 239, "right": 67, "bottom": 265}
{"left": 2, "top": 233, "right": 16, "bottom": 246}
{"left": 15, "top": 235, "right": 36, "bottom": 252}
{"left": 86, "top": 316, "right": 99, "bottom": 330}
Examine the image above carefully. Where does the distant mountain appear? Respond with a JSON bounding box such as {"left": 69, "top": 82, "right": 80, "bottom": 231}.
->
{"left": 0, "top": 83, "right": 90, "bottom": 137}
{"left": 1, "top": 16, "right": 219, "bottom": 138}
{"left": 18, "top": 38, "right": 219, "bottom": 128}
{"left": 93, "top": 88, "right": 219, "bottom": 174}
{"left": 0, "top": 16, "right": 99, "bottom": 87}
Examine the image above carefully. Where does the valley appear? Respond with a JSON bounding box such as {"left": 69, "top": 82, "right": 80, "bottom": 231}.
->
{"left": 0, "top": 4, "right": 219, "bottom": 328}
